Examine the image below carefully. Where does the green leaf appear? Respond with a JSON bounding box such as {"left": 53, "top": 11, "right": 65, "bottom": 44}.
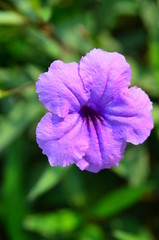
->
{"left": 2, "top": 138, "right": 28, "bottom": 240}
{"left": 140, "top": 1, "right": 159, "bottom": 31}
{"left": 113, "top": 229, "right": 155, "bottom": 240}
{"left": 90, "top": 184, "right": 151, "bottom": 219}
{"left": 61, "top": 168, "right": 87, "bottom": 208}
{"left": 0, "top": 89, "right": 9, "bottom": 98}
{"left": 78, "top": 224, "right": 105, "bottom": 240}
{"left": 23, "top": 209, "right": 82, "bottom": 237}
{"left": 27, "top": 27, "right": 62, "bottom": 58}
{"left": 56, "top": 12, "right": 95, "bottom": 54}
{"left": 0, "top": 11, "right": 27, "bottom": 25}
{"left": 24, "top": 64, "right": 42, "bottom": 82}
{"left": 152, "top": 104, "right": 159, "bottom": 126}
{"left": 37, "top": 7, "right": 52, "bottom": 22}
{"left": 0, "top": 97, "right": 43, "bottom": 152}
{"left": 9, "top": 0, "right": 38, "bottom": 21}
{"left": 112, "top": 145, "right": 150, "bottom": 186}
{"left": 128, "top": 57, "right": 159, "bottom": 97}
{"left": 28, "top": 167, "right": 67, "bottom": 201}
{"left": 97, "top": 31, "right": 122, "bottom": 52}
{"left": 114, "top": 1, "right": 139, "bottom": 16}
{"left": 152, "top": 103, "right": 159, "bottom": 139}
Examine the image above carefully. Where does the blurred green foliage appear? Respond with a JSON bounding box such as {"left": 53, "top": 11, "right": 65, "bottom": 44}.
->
{"left": 0, "top": 0, "right": 159, "bottom": 239}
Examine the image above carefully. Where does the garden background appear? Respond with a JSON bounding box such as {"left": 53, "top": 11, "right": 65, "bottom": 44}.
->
{"left": 0, "top": 0, "right": 159, "bottom": 239}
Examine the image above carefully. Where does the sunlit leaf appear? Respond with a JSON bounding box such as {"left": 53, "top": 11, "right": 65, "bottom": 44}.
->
{"left": 152, "top": 104, "right": 159, "bottom": 126}
{"left": 0, "top": 11, "right": 27, "bottom": 25}
{"left": 37, "top": 7, "right": 52, "bottom": 22}
{"left": 152, "top": 104, "right": 159, "bottom": 139}
{"left": 23, "top": 209, "right": 82, "bottom": 237}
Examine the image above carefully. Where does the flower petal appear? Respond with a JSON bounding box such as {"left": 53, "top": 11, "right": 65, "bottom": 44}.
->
{"left": 105, "top": 87, "right": 153, "bottom": 145}
{"left": 79, "top": 48, "right": 131, "bottom": 104}
{"left": 36, "top": 112, "right": 89, "bottom": 167}
{"left": 36, "top": 61, "right": 88, "bottom": 118}
{"left": 77, "top": 118, "right": 126, "bottom": 173}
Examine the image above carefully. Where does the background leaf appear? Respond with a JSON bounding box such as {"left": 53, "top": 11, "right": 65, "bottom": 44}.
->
{"left": 23, "top": 209, "right": 82, "bottom": 237}
{"left": 28, "top": 167, "right": 67, "bottom": 201}
{"left": 90, "top": 184, "right": 152, "bottom": 219}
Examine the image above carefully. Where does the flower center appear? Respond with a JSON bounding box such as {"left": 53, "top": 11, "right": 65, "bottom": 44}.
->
{"left": 79, "top": 105, "right": 103, "bottom": 123}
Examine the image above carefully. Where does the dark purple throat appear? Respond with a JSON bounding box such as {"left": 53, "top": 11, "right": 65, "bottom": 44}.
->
{"left": 79, "top": 105, "right": 103, "bottom": 123}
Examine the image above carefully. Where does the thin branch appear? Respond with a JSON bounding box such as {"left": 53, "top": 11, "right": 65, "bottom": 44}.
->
{"left": 0, "top": 83, "right": 35, "bottom": 99}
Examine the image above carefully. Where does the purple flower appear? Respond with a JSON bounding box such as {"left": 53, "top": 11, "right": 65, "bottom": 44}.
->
{"left": 36, "top": 49, "right": 153, "bottom": 173}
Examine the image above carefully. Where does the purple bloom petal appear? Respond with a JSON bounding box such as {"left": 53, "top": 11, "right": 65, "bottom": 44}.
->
{"left": 36, "top": 48, "right": 153, "bottom": 173}
{"left": 77, "top": 117, "right": 126, "bottom": 173}
{"left": 105, "top": 87, "right": 153, "bottom": 144}
{"left": 36, "top": 61, "right": 88, "bottom": 118}
{"left": 79, "top": 48, "right": 131, "bottom": 104}
{"left": 36, "top": 112, "right": 89, "bottom": 167}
